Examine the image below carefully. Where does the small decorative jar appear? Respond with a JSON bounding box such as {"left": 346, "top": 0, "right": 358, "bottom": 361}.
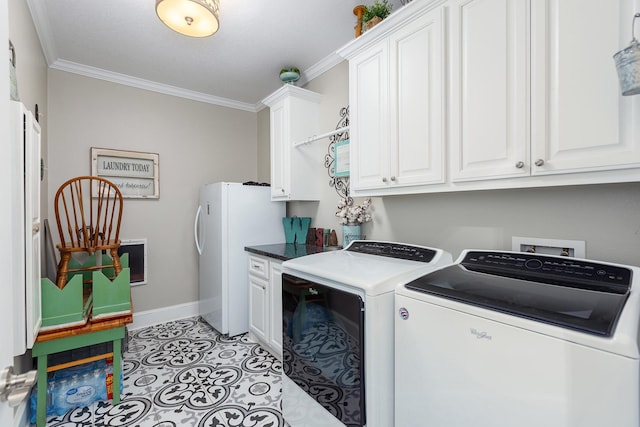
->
{"left": 279, "top": 70, "right": 300, "bottom": 85}
{"left": 343, "top": 223, "right": 362, "bottom": 247}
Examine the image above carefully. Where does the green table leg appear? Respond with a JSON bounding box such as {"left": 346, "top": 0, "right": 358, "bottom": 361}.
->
{"left": 32, "top": 326, "right": 126, "bottom": 423}
{"left": 112, "top": 338, "right": 122, "bottom": 404}
{"left": 36, "top": 354, "right": 48, "bottom": 427}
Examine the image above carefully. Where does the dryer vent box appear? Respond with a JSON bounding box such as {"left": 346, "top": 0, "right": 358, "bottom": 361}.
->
{"left": 512, "top": 236, "right": 586, "bottom": 258}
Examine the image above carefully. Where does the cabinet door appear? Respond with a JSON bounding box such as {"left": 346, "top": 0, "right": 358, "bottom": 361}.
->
{"left": 10, "top": 102, "right": 42, "bottom": 354}
{"left": 269, "top": 101, "right": 289, "bottom": 199}
{"left": 449, "top": 0, "right": 529, "bottom": 181}
{"left": 531, "top": 0, "right": 640, "bottom": 175}
{"left": 25, "top": 110, "right": 41, "bottom": 349}
{"left": 269, "top": 261, "right": 283, "bottom": 358}
{"left": 390, "top": 6, "right": 446, "bottom": 187}
{"left": 249, "top": 275, "right": 269, "bottom": 343}
{"left": 350, "top": 42, "right": 390, "bottom": 191}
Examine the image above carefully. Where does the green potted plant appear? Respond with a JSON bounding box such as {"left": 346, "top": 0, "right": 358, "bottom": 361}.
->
{"left": 362, "top": 0, "right": 392, "bottom": 32}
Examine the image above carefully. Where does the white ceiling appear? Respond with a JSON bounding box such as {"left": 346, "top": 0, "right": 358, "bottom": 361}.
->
{"left": 26, "top": 0, "right": 405, "bottom": 111}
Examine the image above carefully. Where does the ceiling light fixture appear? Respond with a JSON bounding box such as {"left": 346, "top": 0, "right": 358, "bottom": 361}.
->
{"left": 156, "top": 0, "right": 220, "bottom": 38}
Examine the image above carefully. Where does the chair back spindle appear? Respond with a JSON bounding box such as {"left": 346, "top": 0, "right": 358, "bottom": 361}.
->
{"left": 53, "top": 176, "right": 124, "bottom": 288}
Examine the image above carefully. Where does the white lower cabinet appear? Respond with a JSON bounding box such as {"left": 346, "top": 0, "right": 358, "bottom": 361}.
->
{"left": 249, "top": 274, "right": 269, "bottom": 344}
{"left": 248, "top": 254, "right": 283, "bottom": 358}
{"left": 268, "top": 262, "right": 283, "bottom": 355}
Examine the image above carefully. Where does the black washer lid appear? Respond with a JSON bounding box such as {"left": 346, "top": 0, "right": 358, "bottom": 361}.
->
{"left": 405, "top": 251, "right": 632, "bottom": 337}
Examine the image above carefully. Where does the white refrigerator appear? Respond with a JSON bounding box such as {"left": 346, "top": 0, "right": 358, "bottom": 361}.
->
{"left": 194, "top": 182, "right": 285, "bottom": 336}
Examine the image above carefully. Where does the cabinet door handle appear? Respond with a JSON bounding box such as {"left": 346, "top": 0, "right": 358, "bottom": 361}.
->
{"left": 535, "top": 159, "right": 545, "bottom": 167}
{"left": 390, "top": 176, "right": 396, "bottom": 181}
{"left": 382, "top": 177, "right": 388, "bottom": 183}
{"left": 515, "top": 161, "right": 524, "bottom": 168}
{"left": 280, "top": 188, "right": 285, "bottom": 193}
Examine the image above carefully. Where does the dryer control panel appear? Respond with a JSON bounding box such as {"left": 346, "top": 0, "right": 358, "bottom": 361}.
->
{"left": 346, "top": 241, "right": 436, "bottom": 263}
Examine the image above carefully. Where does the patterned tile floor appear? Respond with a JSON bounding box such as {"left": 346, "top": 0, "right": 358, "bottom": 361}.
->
{"left": 42, "top": 317, "right": 288, "bottom": 427}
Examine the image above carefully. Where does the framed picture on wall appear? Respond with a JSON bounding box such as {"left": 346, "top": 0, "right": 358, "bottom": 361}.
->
{"left": 91, "top": 147, "right": 159, "bottom": 198}
{"left": 334, "top": 139, "right": 350, "bottom": 177}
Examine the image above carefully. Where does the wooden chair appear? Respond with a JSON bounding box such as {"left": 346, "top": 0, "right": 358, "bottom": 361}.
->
{"left": 54, "top": 176, "right": 123, "bottom": 288}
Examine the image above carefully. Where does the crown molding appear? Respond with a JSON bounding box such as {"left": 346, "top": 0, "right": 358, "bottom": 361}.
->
{"left": 50, "top": 60, "right": 259, "bottom": 112}
{"left": 300, "top": 52, "right": 344, "bottom": 87}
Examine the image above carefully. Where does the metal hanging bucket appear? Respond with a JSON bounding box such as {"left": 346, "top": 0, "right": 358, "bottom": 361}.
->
{"left": 614, "top": 13, "right": 640, "bottom": 96}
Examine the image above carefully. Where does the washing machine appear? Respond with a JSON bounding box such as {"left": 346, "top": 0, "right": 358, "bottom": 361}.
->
{"left": 281, "top": 241, "right": 453, "bottom": 427}
{"left": 395, "top": 250, "right": 640, "bottom": 427}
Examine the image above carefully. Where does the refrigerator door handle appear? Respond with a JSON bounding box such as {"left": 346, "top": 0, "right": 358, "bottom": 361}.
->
{"left": 194, "top": 205, "right": 203, "bottom": 256}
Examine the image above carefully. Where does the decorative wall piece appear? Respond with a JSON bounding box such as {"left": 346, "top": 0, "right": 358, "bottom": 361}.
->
{"left": 91, "top": 147, "right": 159, "bottom": 198}
{"left": 325, "top": 107, "right": 351, "bottom": 203}
{"left": 334, "top": 139, "right": 350, "bottom": 177}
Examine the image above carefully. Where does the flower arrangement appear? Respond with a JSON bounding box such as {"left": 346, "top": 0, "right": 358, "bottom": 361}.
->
{"left": 335, "top": 197, "right": 372, "bottom": 225}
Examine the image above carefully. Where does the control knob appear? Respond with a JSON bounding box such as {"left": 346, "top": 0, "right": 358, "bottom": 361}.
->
{"left": 525, "top": 259, "right": 543, "bottom": 269}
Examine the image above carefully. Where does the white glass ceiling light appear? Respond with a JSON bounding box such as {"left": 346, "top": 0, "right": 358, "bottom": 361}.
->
{"left": 156, "top": 0, "right": 220, "bottom": 37}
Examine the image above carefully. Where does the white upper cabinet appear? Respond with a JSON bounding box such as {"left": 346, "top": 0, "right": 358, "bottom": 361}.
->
{"left": 530, "top": 0, "right": 640, "bottom": 175}
{"left": 348, "top": 41, "right": 389, "bottom": 190}
{"left": 449, "top": 0, "right": 529, "bottom": 181}
{"left": 262, "top": 85, "right": 322, "bottom": 201}
{"left": 340, "top": 0, "right": 640, "bottom": 195}
{"left": 340, "top": 2, "right": 446, "bottom": 195}
{"left": 452, "top": 0, "right": 640, "bottom": 182}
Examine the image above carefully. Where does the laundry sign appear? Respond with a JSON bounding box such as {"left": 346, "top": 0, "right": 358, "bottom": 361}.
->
{"left": 91, "top": 147, "right": 159, "bottom": 198}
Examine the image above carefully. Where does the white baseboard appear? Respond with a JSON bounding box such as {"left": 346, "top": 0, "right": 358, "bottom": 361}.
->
{"left": 129, "top": 301, "right": 200, "bottom": 330}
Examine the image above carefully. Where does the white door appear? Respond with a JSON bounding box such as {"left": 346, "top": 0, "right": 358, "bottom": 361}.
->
{"left": 25, "top": 109, "right": 42, "bottom": 349}
{"left": 269, "top": 101, "right": 288, "bottom": 199}
{"left": 390, "top": 6, "right": 445, "bottom": 187}
{"left": 268, "top": 261, "right": 283, "bottom": 357}
{"left": 530, "top": 0, "right": 640, "bottom": 175}
{"left": 349, "top": 42, "right": 390, "bottom": 191}
{"left": 449, "top": 0, "right": 529, "bottom": 181}
{"left": 248, "top": 275, "right": 268, "bottom": 343}
{"left": 1, "top": 0, "right": 17, "bottom": 423}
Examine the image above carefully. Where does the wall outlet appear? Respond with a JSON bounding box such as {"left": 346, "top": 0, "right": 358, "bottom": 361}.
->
{"left": 511, "top": 236, "right": 586, "bottom": 258}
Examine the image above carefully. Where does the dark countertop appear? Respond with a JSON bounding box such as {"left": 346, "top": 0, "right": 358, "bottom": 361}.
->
{"left": 245, "top": 243, "right": 342, "bottom": 261}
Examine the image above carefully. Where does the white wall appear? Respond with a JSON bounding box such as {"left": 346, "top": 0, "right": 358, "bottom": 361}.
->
{"left": 287, "top": 62, "right": 640, "bottom": 267}
{"left": 48, "top": 70, "right": 259, "bottom": 312}
{"left": 257, "top": 107, "right": 271, "bottom": 183}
